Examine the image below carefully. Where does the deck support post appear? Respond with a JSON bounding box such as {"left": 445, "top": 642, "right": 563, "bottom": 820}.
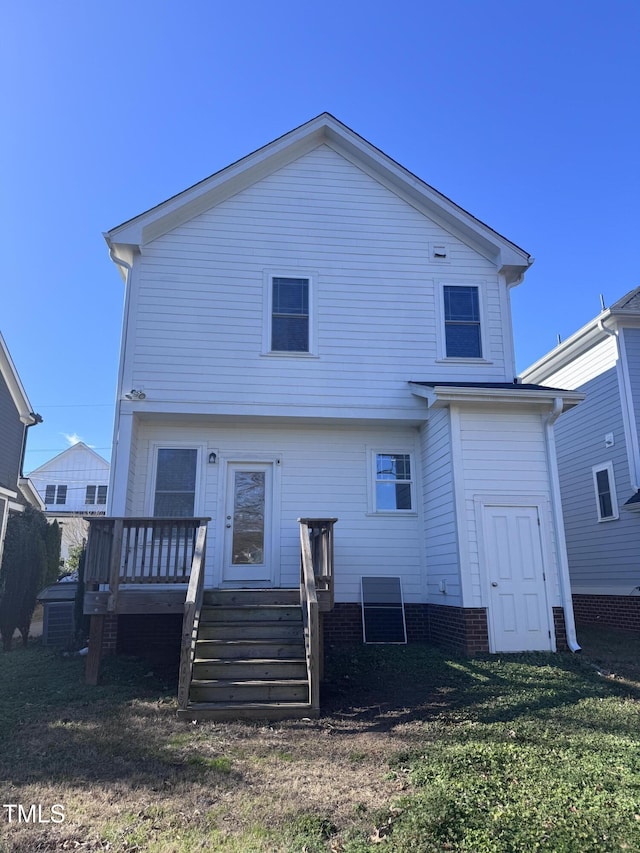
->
{"left": 85, "top": 614, "right": 105, "bottom": 685}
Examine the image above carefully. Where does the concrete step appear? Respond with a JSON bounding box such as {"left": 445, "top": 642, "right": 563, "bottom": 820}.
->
{"left": 177, "top": 702, "right": 319, "bottom": 721}
{"left": 200, "top": 605, "right": 302, "bottom": 623}
{"left": 195, "top": 639, "right": 305, "bottom": 660}
{"left": 189, "top": 678, "right": 308, "bottom": 703}
{"left": 193, "top": 657, "right": 307, "bottom": 681}
{"left": 198, "top": 620, "right": 304, "bottom": 640}
{"left": 203, "top": 589, "right": 299, "bottom": 607}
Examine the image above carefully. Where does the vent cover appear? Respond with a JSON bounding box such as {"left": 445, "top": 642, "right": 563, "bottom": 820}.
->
{"left": 361, "top": 576, "right": 407, "bottom": 644}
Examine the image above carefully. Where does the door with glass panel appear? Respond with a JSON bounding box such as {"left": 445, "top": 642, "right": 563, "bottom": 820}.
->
{"left": 222, "top": 462, "right": 273, "bottom": 584}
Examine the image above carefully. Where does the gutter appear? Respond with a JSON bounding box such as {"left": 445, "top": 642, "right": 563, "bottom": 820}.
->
{"left": 545, "top": 397, "right": 580, "bottom": 652}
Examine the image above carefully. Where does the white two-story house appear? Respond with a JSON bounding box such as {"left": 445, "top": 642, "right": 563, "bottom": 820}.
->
{"left": 86, "top": 114, "right": 582, "bottom": 718}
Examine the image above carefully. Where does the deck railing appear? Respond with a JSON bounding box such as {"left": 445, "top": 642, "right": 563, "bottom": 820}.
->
{"left": 85, "top": 517, "right": 212, "bottom": 585}
{"left": 298, "top": 518, "right": 337, "bottom": 712}
{"left": 177, "top": 523, "right": 208, "bottom": 710}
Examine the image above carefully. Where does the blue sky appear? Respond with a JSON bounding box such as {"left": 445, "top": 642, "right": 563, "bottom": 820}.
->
{"left": 2, "top": 1, "right": 639, "bottom": 471}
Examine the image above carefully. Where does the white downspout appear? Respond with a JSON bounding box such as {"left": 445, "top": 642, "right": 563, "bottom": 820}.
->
{"left": 545, "top": 397, "right": 580, "bottom": 652}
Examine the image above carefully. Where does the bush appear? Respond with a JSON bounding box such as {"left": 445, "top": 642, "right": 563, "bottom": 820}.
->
{"left": 0, "top": 506, "right": 61, "bottom": 650}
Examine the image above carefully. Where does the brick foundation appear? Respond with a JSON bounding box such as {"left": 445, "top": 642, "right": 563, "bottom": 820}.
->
{"left": 553, "top": 607, "right": 568, "bottom": 651}
{"left": 572, "top": 594, "right": 640, "bottom": 632}
{"left": 428, "top": 604, "right": 490, "bottom": 654}
{"left": 117, "top": 614, "right": 183, "bottom": 667}
{"left": 101, "top": 614, "right": 119, "bottom": 656}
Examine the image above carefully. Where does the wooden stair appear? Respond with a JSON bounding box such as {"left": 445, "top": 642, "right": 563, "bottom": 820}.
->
{"left": 177, "top": 589, "right": 317, "bottom": 721}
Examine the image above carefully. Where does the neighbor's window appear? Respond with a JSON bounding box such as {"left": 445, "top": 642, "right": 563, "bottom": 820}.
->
{"left": 45, "top": 485, "right": 67, "bottom": 505}
{"left": 271, "top": 276, "right": 309, "bottom": 352}
{"left": 443, "top": 285, "right": 482, "bottom": 358}
{"left": 375, "top": 453, "right": 413, "bottom": 512}
{"left": 592, "top": 462, "right": 618, "bottom": 521}
{"left": 86, "top": 485, "right": 108, "bottom": 505}
{"left": 154, "top": 448, "right": 198, "bottom": 517}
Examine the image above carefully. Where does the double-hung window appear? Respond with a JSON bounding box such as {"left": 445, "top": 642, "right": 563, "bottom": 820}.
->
{"left": 443, "top": 285, "right": 482, "bottom": 358}
{"left": 374, "top": 453, "right": 414, "bottom": 512}
{"left": 271, "top": 276, "right": 310, "bottom": 352}
{"left": 86, "top": 485, "right": 108, "bottom": 505}
{"left": 592, "top": 462, "right": 618, "bottom": 521}
{"left": 45, "top": 485, "right": 67, "bottom": 505}
{"left": 153, "top": 448, "right": 198, "bottom": 517}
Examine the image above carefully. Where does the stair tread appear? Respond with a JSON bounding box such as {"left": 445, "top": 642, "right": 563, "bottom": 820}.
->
{"left": 186, "top": 701, "right": 313, "bottom": 709}
{"left": 191, "top": 678, "right": 308, "bottom": 687}
{"left": 194, "top": 656, "right": 305, "bottom": 663}
{"left": 197, "top": 638, "right": 303, "bottom": 645}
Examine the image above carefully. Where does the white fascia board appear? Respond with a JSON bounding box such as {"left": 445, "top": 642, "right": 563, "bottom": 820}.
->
{"left": 104, "top": 114, "right": 532, "bottom": 283}
{"left": 18, "top": 478, "right": 45, "bottom": 510}
{"left": 521, "top": 312, "right": 619, "bottom": 384}
{"left": 0, "top": 332, "right": 36, "bottom": 423}
{"left": 0, "top": 485, "right": 18, "bottom": 500}
{"left": 409, "top": 382, "right": 584, "bottom": 411}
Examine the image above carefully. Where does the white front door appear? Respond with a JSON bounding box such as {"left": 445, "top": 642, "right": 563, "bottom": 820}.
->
{"left": 222, "top": 462, "right": 274, "bottom": 585}
{"left": 482, "top": 504, "right": 553, "bottom": 652}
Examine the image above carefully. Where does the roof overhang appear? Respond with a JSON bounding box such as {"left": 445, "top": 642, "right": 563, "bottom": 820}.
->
{"left": 105, "top": 114, "right": 532, "bottom": 286}
{"left": 0, "top": 332, "right": 38, "bottom": 425}
{"left": 18, "top": 478, "right": 45, "bottom": 510}
{"left": 410, "top": 382, "right": 584, "bottom": 411}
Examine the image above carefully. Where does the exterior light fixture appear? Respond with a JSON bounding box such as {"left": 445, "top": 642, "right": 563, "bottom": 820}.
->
{"left": 208, "top": 452, "right": 217, "bottom": 464}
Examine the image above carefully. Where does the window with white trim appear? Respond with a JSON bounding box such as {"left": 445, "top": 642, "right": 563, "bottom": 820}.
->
{"left": 592, "top": 461, "right": 618, "bottom": 521}
{"left": 270, "top": 276, "right": 310, "bottom": 352}
{"left": 443, "top": 284, "right": 482, "bottom": 358}
{"left": 374, "top": 453, "right": 414, "bottom": 512}
{"left": 85, "top": 485, "right": 108, "bottom": 505}
{"left": 45, "top": 485, "right": 67, "bottom": 505}
{"left": 153, "top": 448, "right": 198, "bottom": 517}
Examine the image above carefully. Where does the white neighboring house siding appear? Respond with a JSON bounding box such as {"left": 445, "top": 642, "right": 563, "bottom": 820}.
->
{"left": 455, "top": 406, "right": 562, "bottom": 608}
{"left": 128, "top": 421, "right": 424, "bottom": 603}
{"left": 537, "top": 335, "right": 639, "bottom": 595}
{"left": 123, "top": 145, "right": 510, "bottom": 417}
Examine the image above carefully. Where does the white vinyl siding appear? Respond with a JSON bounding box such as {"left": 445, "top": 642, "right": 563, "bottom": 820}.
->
{"left": 456, "top": 406, "right": 560, "bottom": 608}
{"left": 126, "top": 145, "right": 511, "bottom": 418}
{"left": 128, "top": 420, "right": 424, "bottom": 602}
{"left": 420, "top": 409, "right": 461, "bottom": 604}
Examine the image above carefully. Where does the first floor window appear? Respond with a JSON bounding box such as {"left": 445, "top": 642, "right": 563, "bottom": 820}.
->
{"left": 443, "top": 285, "right": 482, "bottom": 358}
{"left": 593, "top": 462, "right": 618, "bottom": 521}
{"left": 154, "top": 448, "right": 198, "bottom": 517}
{"left": 375, "top": 453, "right": 413, "bottom": 511}
{"left": 271, "top": 276, "right": 309, "bottom": 352}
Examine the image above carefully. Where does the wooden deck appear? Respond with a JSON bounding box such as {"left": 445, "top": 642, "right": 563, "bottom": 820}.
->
{"left": 82, "top": 516, "right": 337, "bottom": 719}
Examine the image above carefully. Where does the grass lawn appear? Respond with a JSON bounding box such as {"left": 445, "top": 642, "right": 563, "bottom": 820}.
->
{"left": 0, "top": 627, "right": 638, "bottom": 852}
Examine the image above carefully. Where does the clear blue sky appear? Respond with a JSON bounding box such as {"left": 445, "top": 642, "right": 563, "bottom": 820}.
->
{"left": 2, "top": 1, "right": 639, "bottom": 471}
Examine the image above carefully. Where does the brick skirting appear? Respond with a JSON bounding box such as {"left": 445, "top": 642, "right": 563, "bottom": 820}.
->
{"left": 572, "top": 594, "right": 640, "bottom": 632}
{"left": 553, "top": 607, "right": 568, "bottom": 651}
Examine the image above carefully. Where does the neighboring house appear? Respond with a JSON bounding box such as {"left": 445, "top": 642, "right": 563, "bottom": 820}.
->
{"left": 0, "top": 332, "right": 43, "bottom": 566}
{"left": 29, "top": 442, "right": 110, "bottom": 564}
{"left": 522, "top": 287, "right": 640, "bottom": 631}
{"left": 86, "top": 113, "right": 583, "bottom": 718}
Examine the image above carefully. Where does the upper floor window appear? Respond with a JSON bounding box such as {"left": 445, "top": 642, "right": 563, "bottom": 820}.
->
{"left": 374, "top": 453, "right": 414, "bottom": 512}
{"left": 154, "top": 448, "right": 198, "bottom": 517}
{"left": 592, "top": 462, "right": 618, "bottom": 521}
{"left": 86, "top": 485, "right": 108, "bottom": 505}
{"left": 443, "top": 285, "right": 482, "bottom": 359}
{"left": 271, "top": 276, "right": 309, "bottom": 352}
{"left": 45, "top": 485, "right": 67, "bottom": 505}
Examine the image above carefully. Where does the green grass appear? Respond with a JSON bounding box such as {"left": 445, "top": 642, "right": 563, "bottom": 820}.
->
{"left": 1, "top": 631, "right": 639, "bottom": 851}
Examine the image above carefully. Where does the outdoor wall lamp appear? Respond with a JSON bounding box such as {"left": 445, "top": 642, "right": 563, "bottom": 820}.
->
{"left": 208, "top": 452, "right": 217, "bottom": 464}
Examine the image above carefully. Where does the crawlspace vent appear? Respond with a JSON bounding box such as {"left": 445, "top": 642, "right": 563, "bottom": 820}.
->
{"left": 361, "top": 576, "right": 407, "bottom": 644}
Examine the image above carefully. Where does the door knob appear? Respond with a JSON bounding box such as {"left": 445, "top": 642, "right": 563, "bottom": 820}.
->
{"left": 226, "top": 523, "right": 231, "bottom": 528}
{"left": 491, "top": 582, "right": 498, "bottom": 587}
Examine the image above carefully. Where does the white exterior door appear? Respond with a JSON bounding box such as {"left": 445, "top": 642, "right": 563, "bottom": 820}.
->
{"left": 482, "top": 504, "right": 553, "bottom": 652}
{"left": 222, "top": 462, "right": 274, "bottom": 585}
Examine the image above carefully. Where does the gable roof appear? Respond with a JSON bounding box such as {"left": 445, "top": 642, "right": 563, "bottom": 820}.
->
{"left": 105, "top": 113, "right": 532, "bottom": 286}
{"left": 522, "top": 286, "right": 640, "bottom": 384}
{"left": 28, "top": 441, "right": 110, "bottom": 477}
{"left": 0, "top": 331, "right": 38, "bottom": 425}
